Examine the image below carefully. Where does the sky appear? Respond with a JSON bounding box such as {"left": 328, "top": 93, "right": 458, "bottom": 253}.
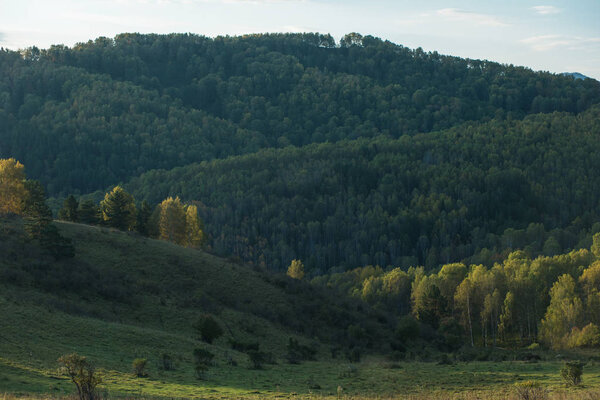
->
{"left": 1, "top": 0, "right": 599, "bottom": 79}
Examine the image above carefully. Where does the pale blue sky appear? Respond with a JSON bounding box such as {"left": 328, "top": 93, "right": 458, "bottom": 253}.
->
{"left": 1, "top": 0, "right": 599, "bottom": 79}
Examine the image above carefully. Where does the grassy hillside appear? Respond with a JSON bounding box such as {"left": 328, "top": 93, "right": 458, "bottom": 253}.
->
{"left": 2, "top": 218, "right": 600, "bottom": 399}
{"left": 0, "top": 216, "right": 390, "bottom": 396}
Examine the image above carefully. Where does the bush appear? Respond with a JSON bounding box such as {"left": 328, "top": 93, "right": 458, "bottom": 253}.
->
{"left": 514, "top": 380, "right": 547, "bottom": 400}
{"left": 345, "top": 347, "right": 361, "bottom": 363}
{"left": 285, "top": 338, "right": 317, "bottom": 364}
{"left": 518, "top": 351, "right": 541, "bottom": 363}
{"left": 132, "top": 358, "right": 148, "bottom": 377}
{"left": 193, "top": 348, "right": 214, "bottom": 379}
{"left": 57, "top": 353, "right": 102, "bottom": 400}
{"left": 159, "top": 353, "right": 174, "bottom": 371}
{"left": 247, "top": 350, "right": 268, "bottom": 369}
{"left": 338, "top": 364, "right": 359, "bottom": 378}
{"left": 228, "top": 338, "right": 259, "bottom": 353}
{"left": 437, "top": 353, "right": 454, "bottom": 365}
{"left": 560, "top": 361, "right": 583, "bottom": 386}
{"left": 396, "top": 315, "right": 420, "bottom": 343}
{"left": 195, "top": 314, "right": 224, "bottom": 344}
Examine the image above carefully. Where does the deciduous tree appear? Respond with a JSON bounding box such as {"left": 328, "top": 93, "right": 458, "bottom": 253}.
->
{"left": 287, "top": 259, "right": 305, "bottom": 280}
{"left": 0, "top": 158, "right": 27, "bottom": 215}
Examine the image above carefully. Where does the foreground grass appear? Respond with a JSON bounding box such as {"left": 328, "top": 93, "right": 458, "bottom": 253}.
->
{"left": 2, "top": 350, "right": 600, "bottom": 399}
{"left": 2, "top": 220, "right": 599, "bottom": 399}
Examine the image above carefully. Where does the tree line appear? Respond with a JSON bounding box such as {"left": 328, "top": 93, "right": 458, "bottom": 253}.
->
{"left": 313, "top": 239, "right": 600, "bottom": 350}
{"left": 1, "top": 33, "right": 599, "bottom": 196}
{"left": 57, "top": 185, "right": 204, "bottom": 248}
{"left": 1, "top": 158, "right": 205, "bottom": 250}
{"left": 0, "top": 158, "right": 73, "bottom": 259}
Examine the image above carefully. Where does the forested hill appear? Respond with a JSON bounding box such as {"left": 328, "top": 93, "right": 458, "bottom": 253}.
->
{"left": 1, "top": 33, "right": 600, "bottom": 196}
{"left": 126, "top": 108, "right": 600, "bottom": 272}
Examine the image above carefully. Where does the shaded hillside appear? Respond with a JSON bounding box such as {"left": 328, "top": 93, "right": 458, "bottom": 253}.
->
{"left": 125, "top": 108, "right": 600, "bottom": 272}
{"left": 0, "top": 217, "right": 390, "bottom": 358}
{"left": 1, "top": 33, "right": 599, "bottom": 195}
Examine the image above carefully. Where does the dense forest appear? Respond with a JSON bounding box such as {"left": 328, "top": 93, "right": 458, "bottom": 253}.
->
{"left": 1, "top": 33, "right": 599, "bottom": 196}
{"left": 2, "top": 157, "right": 600, "bottom": 353}
{"left": 1, "top": 32, "right": 599, "bottom": 274}
{"left": 126, "top": 108, "right": 600, "bottom": 271}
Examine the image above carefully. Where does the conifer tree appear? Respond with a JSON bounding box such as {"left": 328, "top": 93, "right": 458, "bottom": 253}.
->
{"left": 23, "top": 180, "right": 52, "bottom": 239}
{"left": 78, "top": 199, "right": 100, "bottom": 225}
{"left": 100, "top": 186, "right": 136, "bottom": 231}
{"left": 136, "top": 201, "right": 152, "bottom": 236}
{"left": 58, "top": 195, "right": 79, "bottom": 222}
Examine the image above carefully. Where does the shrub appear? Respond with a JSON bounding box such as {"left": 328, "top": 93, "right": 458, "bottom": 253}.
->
{"left": 521, "top": 353, "right": 542, "bottom": 363}
{"left": 514, "top": 380, "right": 547, "bottom": 400}
{"left": 193, "top": 348, "right": 214, "bottom": 379}
{"left": 396, "top": 315, "right": 420, "bottom": 343}
{"left": 247, "top": 350, "right": 268, "bottom": 369}
{"left": 224, "top": 351, "right": 238, "bottom": 366}
{"left": 338, "top": 364, "right": 358, "bottom": 378}
{"left": 228, "top": 338, "right": 260, "bottom": 353}
{"left": 560, "top": 361, "right": 583, "bottom": 386}
{"left": 132, "top": 358, "right": 148, "bottom": 377}
{"left": 57, "top": 353, "right": 102, "bottom": 400}
{"left": 159, "top": 353, "right": 174, "bottom": 371}
{"left": 285, "top": 338, "right": 317, "bottom": 364}
{"left": 345, "top": 347, "right": 361, "bottom": 363}
{"left": 437, "top": 354, "right": 454, "bottom": 365}
{"left": 195, "top": 314, "right": 224, "bottom": 344}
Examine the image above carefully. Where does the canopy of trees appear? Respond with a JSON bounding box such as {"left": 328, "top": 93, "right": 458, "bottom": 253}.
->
{"left": 313, "top": 243, "right": 600, "bottom": 350}
{"left": 1, "top": 33, "right": 598, "bottom": 196}
{"left": 126, "top": 108, "right": 600, "bottom": 272}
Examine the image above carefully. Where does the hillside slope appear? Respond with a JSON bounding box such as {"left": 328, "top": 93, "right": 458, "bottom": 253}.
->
{"left": 0, "top": 217, "right": 389, "bottom": 396}
{"left": 1, "top": 33, "right": 599, "bottom": 195}
{"left": 124, "top": 107, "right": 600, "bottom": 272}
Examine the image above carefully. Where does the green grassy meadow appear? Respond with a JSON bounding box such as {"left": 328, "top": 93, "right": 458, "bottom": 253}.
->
{"left": 1, "top": 220, "right": 599, "bottom": 399}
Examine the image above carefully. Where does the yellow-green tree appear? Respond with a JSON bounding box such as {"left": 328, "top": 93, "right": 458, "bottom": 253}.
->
{"left": 579, "top": 261, "right": 600, "bottom": 325}
{"left": 100, "top": 186, "right": 136, "bottom": 230}
{"left": 411, "top": 274, "right": 446, "bottom": 329}
{"left": 540, "top": 274, "right": 584, "bottom": 349}
{"left": 455, "top": 277, "right": 474, "bottom": 346}
{"left": 185, "top": 204, "right": 204, "bottom": 248}
{"left": 591, "top": 233, "right": 600, "bottom": 258}
{"left": 0, "top": 158, "right": 27, "bottom": 215}
{"left": 287, "top": 259, "right": 305, "bottom": 280}
{"left": 159, "top": 196, "right": 187, "bottom": 245}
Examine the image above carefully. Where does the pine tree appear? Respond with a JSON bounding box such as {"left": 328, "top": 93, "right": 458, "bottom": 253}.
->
{"left": 78, "top": 199, "right": 100, "bottom": 225}
{"left": 58, "top": 195, "right": 79, "bottom": 222}
{"left": 23, "top": 180, "right": 52, "bottom": 239}
{"left": 100, "top": 186, "right": 136, "bottom": 231}
{"left": 136, "top": 201, "right": 152, "bottom": 236}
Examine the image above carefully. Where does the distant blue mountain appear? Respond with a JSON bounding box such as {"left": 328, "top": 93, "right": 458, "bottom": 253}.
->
{"left": 562, "top": 72, "right": 590, "bottom": 80}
